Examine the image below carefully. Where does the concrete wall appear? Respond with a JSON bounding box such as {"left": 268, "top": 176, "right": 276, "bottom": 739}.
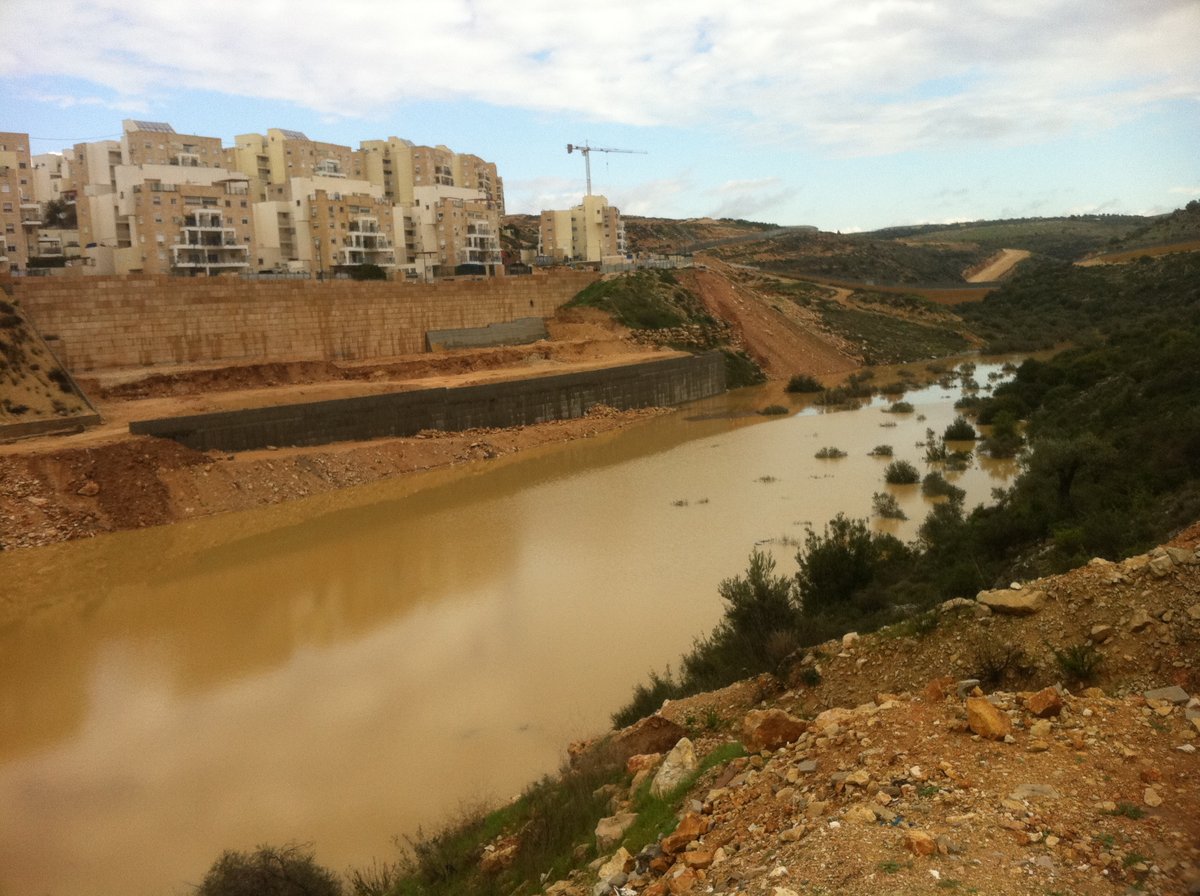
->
{"left": 426, "top": 317, "right": 548, "bottom": 351}
{"left": 11, "top": 272, "right": 598, "bottom": 372}
{"left": 130, "top": 352, "right": 726, "bottom": 452}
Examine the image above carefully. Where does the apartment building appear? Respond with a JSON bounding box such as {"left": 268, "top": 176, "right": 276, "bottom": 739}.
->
{"left": 4, "top": 119, "right": 505, "bottom": 279}
{"left": 538, "top": 194, "right": 626, "bottom": 264}
{"left": 409, "top": 185, "right": 502, "bottom": 275}
{"left": 0, "top": 132, "right": 34, "bottom": 274}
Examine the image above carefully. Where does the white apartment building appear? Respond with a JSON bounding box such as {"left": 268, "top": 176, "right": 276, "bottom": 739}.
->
{"left": 538, "top": 194, "right": 626, "bottom": 264}
{"left": 1, "top": 119, "right": 506, "bottom": 279}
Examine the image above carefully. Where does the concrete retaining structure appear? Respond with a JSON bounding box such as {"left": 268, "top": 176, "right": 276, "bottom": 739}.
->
{"left": 130, "top": 352, "right": 726, "bottom": 452}
{"left": 426, "top": 317, "right": 548, "bottom": 351}
{"left": 12, "top": 272, "right": 598, "bottom": 372}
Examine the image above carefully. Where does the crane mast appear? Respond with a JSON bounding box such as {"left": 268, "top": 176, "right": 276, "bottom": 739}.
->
{"left": 566, "top": 143, "right": 647, "bottom": 195}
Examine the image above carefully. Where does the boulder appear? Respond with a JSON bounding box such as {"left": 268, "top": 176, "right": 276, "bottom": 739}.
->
{"left": 661, "top": 812, "right": 709, "bottom": 855}
{"left": 596, "top": 847, "right": 632, "bottom": 884}
{"left": 976, "top": 588, "right": 1046, "bottom": 615}
{"left": 595, "top": 812, "right": 638, "bottom": 851}
{"left": 651, "top": 737, "right": 698, "bottom": 798}
{"left": 479, "top": 835, "right": 520, "bottom": 873}
{"left": 1024, "top": 687, "right": 1064, "bottom": 718}
{"left": 1143, "top": 685, "right": 1190, "bottom": 704}
{"left": 966, "top": 697, "right": 1012, "bottom": 740}
{"left": 609, "top": 715, "right": 687, "bottom": 764}
{"left": 904, "top": 830, "right": 937, "bottom": 856}
{"left": 742, "top": 708, "right": 808, "bottom": 752}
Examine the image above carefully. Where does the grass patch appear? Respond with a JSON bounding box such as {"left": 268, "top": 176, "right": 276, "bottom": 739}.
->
{"left": 1052, "top": 642, "right": 1103, "bottom": 684}
{"left": 1105, "top": 802, "right": 1145, "bottom": 820}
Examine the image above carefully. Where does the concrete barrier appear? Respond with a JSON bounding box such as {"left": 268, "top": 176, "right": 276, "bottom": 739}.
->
{"left": 426, "top": 317, "right": 548, "bottom": 351}
{"left": 129, "top": 352, "right": 726, "bottom": 452}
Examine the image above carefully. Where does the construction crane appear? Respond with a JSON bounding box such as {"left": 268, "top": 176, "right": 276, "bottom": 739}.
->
{"left": 567, "top": 143, "right": 646, "bottom": 196}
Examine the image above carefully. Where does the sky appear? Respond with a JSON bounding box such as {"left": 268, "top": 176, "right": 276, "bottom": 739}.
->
{"left": 1, "top": 0, "right": 1198, "bottom": 232}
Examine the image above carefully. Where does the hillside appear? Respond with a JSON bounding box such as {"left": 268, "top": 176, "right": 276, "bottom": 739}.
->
{"left": 366, "top": 528, "right": 1200, "bottom": 896}
{"left": 0, "top": 295, "right": 93, "bottom": 431}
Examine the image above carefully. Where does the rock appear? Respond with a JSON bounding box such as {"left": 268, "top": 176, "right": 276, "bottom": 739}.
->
{"left": 794, "top": 759, "right": 818, "bottom": 774}
{"left": 976, "top": 588, "right": 1047, "bottom": 615}
{"left": 1029, "top": 719, "right": 1052, "bottom": 738}
{"left": 843, "top": 804, "right": 877, "bottom": 824}
{"left": 1089, "top": 624, "right": 1114, "bottom": 643}
{"left": 1164, "top": 545, "right": 1196, "bottom": 565}
{"left": 966, "top": 697, "right": 1012, "bottom": 739}
{"left": 608, "top": 715, "right": 687, "bottom": 764}
{"left": 1144, "top": 787, "right": 1163, "bottom": 807}
{"left": 1147, "top": 554, "right": 1174, "bottom": 577}
{"left": 938, "top": 597, "right": 977, "bottom": 614}
{"left": 1143, "top": 685, "right": 1190, "bottom": 704}
{"left": 595, "top": 813, "right": 638, "bottom": 851}
{"left": 651, "top": 737, "right": 698, "bottom": 797}
{"left": 842, "top": 631, "right": 860, "bottom": 649}
{"left": 904, "top": 830, "right": 937, "bottom": 856}
{"left": 479, "top": 835, "right": 521, "bottom": 873}
{"left": 1129, "top": 609, "right": 1155, "bottom": 632}
{"left": 844, "top": 769, "right": 871, "bottom": 787}
{"left": 955, "top": 679, "right": 981, "bottom": 698}
{"left": 923, "top": 675, "right": 955, "bottom": 703}
{"left": 1024, "top": 687, "right": 1064, "bottom": 718}
{"left": 626, "top": 753, "right": 663, "bottom": 775}
{"left": 660, "top": 813, "right": 709, "bottom": 855}
{"left": 742, "top": 708, "right": 807, "bottom": 752}
{"left": 1187, "top": 603, "right": 1200, "bottom": 621}
{"left": 75, "top": 480, "right": 101, "bottom": 497}
{"left": 596, "top": 847, "right": 632, "bottom": 883}
{"left": 680, "top": 849, "right": 714, "bottom": 869}
{"left": 1010, "top": 783, "right": 1061, "bottom": 801}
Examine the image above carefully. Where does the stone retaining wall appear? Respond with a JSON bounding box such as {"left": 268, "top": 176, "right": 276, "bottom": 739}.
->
{"left": 130, "top": 352, "right": 726, "bottom": 452}
{"left": 11, "top": 272, "right": 598, "bottom": 372}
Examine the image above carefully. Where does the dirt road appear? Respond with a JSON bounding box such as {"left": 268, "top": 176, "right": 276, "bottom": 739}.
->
{"left": 966, "top": 248, "right": 1031, "bottom": 282}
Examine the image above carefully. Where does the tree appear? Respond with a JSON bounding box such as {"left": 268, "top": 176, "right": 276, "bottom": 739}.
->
{"left": 197, "top": 844, "right": 342, "bottom": 896}
{"left": 795, "top": 514, "right": 906, "bottom": 614}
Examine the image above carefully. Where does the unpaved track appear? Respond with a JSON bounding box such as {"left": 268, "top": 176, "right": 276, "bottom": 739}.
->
{"left": 966, "top": 248, "right": 1031, "bottom": 282}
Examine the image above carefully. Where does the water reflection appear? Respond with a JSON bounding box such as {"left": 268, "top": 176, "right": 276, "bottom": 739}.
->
{"left": 0, "top": 360, "right": 1021, "bottom": 896}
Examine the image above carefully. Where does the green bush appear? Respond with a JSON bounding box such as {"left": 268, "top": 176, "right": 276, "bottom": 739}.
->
{"left": 868, "top": 444, "right": 894, "bottom": 457}
{"left": 943, "top": 416, "right": 978, "bottom": 441}
{"left": 872, "top": 491, "right": 907, "bottom": 520}
{"left": 815, "top": 446, "right": 847, "bottom": 458}
{"left": 722, "top": 349, "right": 767, "bottom": 387}
{"left": 1052, "top": 642, "right": 1103, "bottom": 683}
{"left": 884, "top": 460, "right": 920, "bottom": 484}
{"left": 198, "top": 844, "right": 342, "bottom": 896}
{"left": 758, "top": 404, "right": 788, "bottom": 416}
{"left": 886, "top": 400, "right": 914, "bottom": 414}
{"left": 347, "top": 263, "right": 387, "bottom": 281}
{"left": 921, "top": 472, "right": 965, "bottom": 503}
{"left": 785, "top": 374, "right": 823, "bottom": 393}
{"left": 795, "top": 514, "right": 907, "bottom": 614}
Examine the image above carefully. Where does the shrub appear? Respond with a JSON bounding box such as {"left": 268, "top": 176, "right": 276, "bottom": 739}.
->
{"left": 1052, "top": 642, "right": 1102, "bottom": 683}
{"left": 758, "top": 404, "right": 788, "bottom": 416}
{"left": 872, "top": 491, "right": 907, "bottom": 520}
{"left": 722, "top": 349, "right": 767, "bottom": 387}
{"left": 347, "top": 263, "right": 387, "bottom": 281}
{"left": 921, "top": 471, "right": 965, "bottom": 503}
{"left": 795, "top": 513, "right": 907, "bottom": 614}
{"left": 815, "top": 446, "right": 847, "bottom": 459}
{"left": 886, "top": 400, "right": 914, "bottom": 414}
{"left": 943, "top": 416, "right": 978, "bottom": 441}
{"left": 785, "top": 373, "right": 823, "bottom": 393}
{"left": 972, "top": 639, "right": 1032, "bottom": 687}
{"left": 198, "top": 844, "right": 342, "bottom": 896}
{"left": 868, "top": 444, "right": 894, "bottom": 457}
{"left": 884, "top": 460, "right": 920, "bottom": 484}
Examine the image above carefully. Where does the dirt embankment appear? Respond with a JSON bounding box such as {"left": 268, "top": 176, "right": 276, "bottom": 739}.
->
{"left": 0, "top": 273, "right": 858, "bottom": 552}
{"left": 550, "top": 525, "right": 1200, "bottom": 896}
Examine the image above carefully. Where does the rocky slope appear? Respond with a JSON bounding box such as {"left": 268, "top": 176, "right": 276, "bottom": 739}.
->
{"left": 539, "top": 530, "right": 1200, "bottom": 896}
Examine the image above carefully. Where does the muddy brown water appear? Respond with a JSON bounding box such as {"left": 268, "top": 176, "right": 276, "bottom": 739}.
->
{"left": 0, "top": 362, "right": 1019, "bottom": 895}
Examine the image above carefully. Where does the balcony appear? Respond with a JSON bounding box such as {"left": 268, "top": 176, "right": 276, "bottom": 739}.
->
{"left": 172, "top": 153, "right": 201, "bottom": 167}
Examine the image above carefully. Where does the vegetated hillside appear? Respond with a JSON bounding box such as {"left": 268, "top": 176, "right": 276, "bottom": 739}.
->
{"left": 500, "top": 215, "right": 541, "bottom": 257}
{"left": 707, "top": 229, "right": 993, "bottom": 285}
{"left": 0, "top": 297, "right": 91, "bottom": 425}
{"left": 742, "top": 273, "right": 974, "bottom": 365}
{"left": 865, "top": 215, "right": 1150, "bottom": 262}
{"left": 622, "top": 217, "right": 779, "bottom": 255}
{"left": 1100, "top": 199, "right": 1200, "bottom": 253}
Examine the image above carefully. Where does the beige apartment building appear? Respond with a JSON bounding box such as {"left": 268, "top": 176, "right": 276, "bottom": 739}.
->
{"left": 2, "top": 119, "right": 505, "bottom": 279}
{"left": 538, "top": 194, "right": 626, "bottom": 264}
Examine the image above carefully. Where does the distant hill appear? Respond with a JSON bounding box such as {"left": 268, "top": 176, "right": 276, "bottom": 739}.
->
{"left": 862, "top": 215, "right": 1151, "bottom": 262}
{"left": 1097, "top": 200, "right": 1200, "bottom": 254}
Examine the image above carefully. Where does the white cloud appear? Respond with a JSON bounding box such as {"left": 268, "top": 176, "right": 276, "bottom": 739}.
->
{"left": 1, "top": 0, "right": 1197, "bottom": 158}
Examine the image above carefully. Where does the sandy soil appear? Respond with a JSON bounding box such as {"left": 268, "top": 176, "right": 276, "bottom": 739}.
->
{"left": 966, "top": 248, "right": 1032, "bottom": 282}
